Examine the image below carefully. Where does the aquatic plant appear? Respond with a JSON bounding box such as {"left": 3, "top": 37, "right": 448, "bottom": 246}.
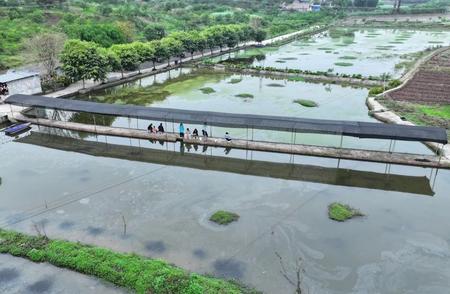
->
{"left": 328, "top": 202, "right": 364, "bottom": 222}
{"left": 338, "top": 56, "right": 357, "bottom": 60}
{"left": 209, "top": 210, "right": 240, "bottom": 225}
{"left": 279, "top": 57, "right": 297, "bottom": 60}
{"left": 228, "top": 78, "right": 243, "bottom": 84}
{"left": 199, "top": 87, "right": 216, "bottom": 94}
{"left": 334, "top": 62, "right": 353, "bottom": 67}
{"left": 293, "top": 99, "right": 318, "bottom": 107}
{"left": 0, "top": 229, "right": 256, "bottom": 293}
{"left": 235, "top": 93, "right": 254, "bottom": 98}
{"left": 275, "top": 60, "right": 286, "bottom": 63}
{"left": 318, "top": 47, "right": 333, "bottom": 50}
{"left": 266, "top": 83, "right": 285, "bottom": 87}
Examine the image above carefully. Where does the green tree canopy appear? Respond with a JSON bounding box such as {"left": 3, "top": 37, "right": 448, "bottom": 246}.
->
{"left": 143, "top": 24, "right": 167, "bottom": 41}
{"left": 60, "top": 39, "right": 110, "bottom": 86}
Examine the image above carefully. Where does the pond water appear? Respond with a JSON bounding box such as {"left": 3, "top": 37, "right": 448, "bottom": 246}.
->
{"left": 73, "top": 67, "right": 431, "bottom": 154}
{"left": 1, "top": 129, "right": 449, "bottom": 294}
{"left": 224, "top": 28, "right": 450, "bottom": 78}
{"left": 2, "top": 36, "right": 449, "bottom": 293}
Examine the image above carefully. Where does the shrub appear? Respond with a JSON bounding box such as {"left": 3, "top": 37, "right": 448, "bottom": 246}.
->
{"left": 388, "top": 79, "right": 402, "bottom": 88}
{"left": 369, "top": 86, "right": 384, "bottom": 96}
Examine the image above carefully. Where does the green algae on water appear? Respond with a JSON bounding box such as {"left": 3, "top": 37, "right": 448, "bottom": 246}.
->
{"left": 209, "top": 210, "right": 240, "bottom": 225}
{"left": 199, "top": 87, "right": 216, "bottom": 94}
{"left": 328, "top": 202, "right": 364, "bottom": 222}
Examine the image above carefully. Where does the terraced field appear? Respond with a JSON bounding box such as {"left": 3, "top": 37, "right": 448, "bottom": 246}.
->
{"left": 389, "top": 48, "right": 450, "bottom": 103}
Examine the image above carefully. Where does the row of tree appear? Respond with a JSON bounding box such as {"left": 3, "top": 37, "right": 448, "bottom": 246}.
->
{"left": 60, "top": 24, "right": 267, "bottom": 86}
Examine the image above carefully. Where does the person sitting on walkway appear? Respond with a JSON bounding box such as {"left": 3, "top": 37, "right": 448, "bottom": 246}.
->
{"left": 185, "top": 128, "right": 191, "bottom": 140}
{"left": 152, "top": 125, "right": 157, "bottom": 133}
{"left": 158, "top": 123, "right": 165, "bottom": 133}
{"left": 225, "top": 132, "right": 232, "bottom": 142}
{"left": 179, "top": 122, "right": 185, "bottom": 138}
{"left": 192, "top": 128, "right": 199, "bottom": 138}
{"left": 202, "top": 122, "right": 209, "bottom": 137}
{"left": 147, "top": 123, "right": 153, "bottom": 132}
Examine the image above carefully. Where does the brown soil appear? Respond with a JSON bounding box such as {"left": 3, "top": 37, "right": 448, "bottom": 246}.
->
{"left": 388, "top": 48, "right": 450, "bottom": 104}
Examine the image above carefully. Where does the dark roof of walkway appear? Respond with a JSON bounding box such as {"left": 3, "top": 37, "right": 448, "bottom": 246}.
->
{"left": 5, "top": 94, "right": 448, "bottom": 144}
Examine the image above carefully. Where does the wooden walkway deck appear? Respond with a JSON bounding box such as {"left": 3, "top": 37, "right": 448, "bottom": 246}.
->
{"left": 12, "top": 114, "right": 450, "bottom": 169}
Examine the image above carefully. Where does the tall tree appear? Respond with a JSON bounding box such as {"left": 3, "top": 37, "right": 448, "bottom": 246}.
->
{"left": 25, "top": 33, "right": 66, "bottom": 78}
{"left": 110, "top": 43, "right": 140, "bottom": 77}
{"left": 60, "top": 40, "right": 109, "bottom": 88}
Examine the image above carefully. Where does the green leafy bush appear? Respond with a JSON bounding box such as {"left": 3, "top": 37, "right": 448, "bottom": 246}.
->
{"left": 293, "top": 99, "right": 318, "bottom": 107}
{"left": 369, "top": 86, "right": 384, "bottom": 96}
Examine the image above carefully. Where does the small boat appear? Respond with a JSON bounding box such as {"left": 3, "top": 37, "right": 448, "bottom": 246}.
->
{"left": 4, "top": 122, "right": 31, "bottom": 136}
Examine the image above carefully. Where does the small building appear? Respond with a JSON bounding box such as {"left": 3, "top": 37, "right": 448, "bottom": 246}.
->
{"left": 281, "top": 0, "right": 311, "bottom": 12}
{"left": 311, "top": 4, "right": 321, "bottom": 11}
{"left": 0, "top": 70, "right": 42, "bottom": 97}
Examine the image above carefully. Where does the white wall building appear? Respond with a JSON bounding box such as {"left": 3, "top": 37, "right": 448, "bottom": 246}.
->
{"left": 0, "top": 70, "right": 42, "bottom": 98}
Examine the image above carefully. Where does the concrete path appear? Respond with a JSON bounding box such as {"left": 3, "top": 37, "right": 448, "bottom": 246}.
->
{"left": 0, "top": 254, "right": 127, "bottom": 294}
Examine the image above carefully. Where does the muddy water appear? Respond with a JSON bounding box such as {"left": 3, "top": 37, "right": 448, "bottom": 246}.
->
{"left": 0, "top": 132, "right": 449, "bottom": 293}
{"left": 1, "top": 40, "right": 449, "bottom": 293}
{"left": 225, "top": 28, "right": 450, "bottom": 78}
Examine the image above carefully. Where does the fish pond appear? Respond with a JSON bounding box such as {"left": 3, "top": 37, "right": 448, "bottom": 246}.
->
{"left": 1, "top": 36, "right": 450, "bottom": 293}
{"left": 221, "top": 28, "right": 450, "bottom": 78}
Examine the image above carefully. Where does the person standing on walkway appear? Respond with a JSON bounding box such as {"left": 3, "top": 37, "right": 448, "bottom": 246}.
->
{"left": 185, "top": 128, "right": 191, "bottom": 139}
{"left": 225, "top": 132, "right": 232, "bottom": 141}
{"left": 202, "top": 122, "right": 209, "bottom": 138}
{"left": 179, "top": 122, "right": 185, "bottom": 138}
{"left": 158, "top": 123, "right": 165, "bottom": 133}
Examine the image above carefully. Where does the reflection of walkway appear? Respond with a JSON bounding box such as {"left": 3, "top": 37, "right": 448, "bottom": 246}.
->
{"left": 18, "top": 132, "right": 435, "bottom": 196}
{"left": 0, "top": 254, "right": 125, "bottom": 294}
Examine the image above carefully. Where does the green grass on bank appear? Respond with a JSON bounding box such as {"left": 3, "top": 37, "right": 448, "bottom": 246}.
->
{"left": 418, "top": 105, "right": 450, "bottom": 120}
{"left": 328, "top": 203, "right": 364, "bottom": 222}
{"left": 0, "top": 229, "right": 257, "bottom": 294}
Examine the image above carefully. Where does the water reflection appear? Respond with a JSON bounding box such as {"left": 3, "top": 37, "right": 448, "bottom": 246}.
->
{"left": 18, "top": 132, "right": 435, "bottom": 196}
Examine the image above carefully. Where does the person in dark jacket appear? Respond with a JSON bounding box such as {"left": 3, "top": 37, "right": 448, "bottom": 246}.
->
{"left": 158, "top": 123, "right": 165, "bottom": 133}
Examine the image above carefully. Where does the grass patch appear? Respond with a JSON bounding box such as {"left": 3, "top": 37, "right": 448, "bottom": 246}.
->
{"left": 293, "top": 99, "right": 318, "bottom": 107}
{"left": 209, "top": 211, "right": 240, "bottom": 225}
{"left": 338, "top": 56, "right": 357, "bottom": 60}
{"left": 235, "top": 93, "right": 254, "bottom": 99}
{"left": 334, "top": 62, "right": 353, "bottom": 67}
{"left": 266, "top": 83, "right": 285, "bottom": 87}
{"left": 418, "top": 105, "right": 450, "bottom": 119}
{"left": 328, "top": 202, "right": 364, "bottom": 222}
{"left": 228, "top": 78, "right": 243, "bottom": 84}
{"left": 0, "top": 229, "right": 256, "bottom": 294}
{"left": 199, "top": 87, "right": 216, "bottom": 94}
